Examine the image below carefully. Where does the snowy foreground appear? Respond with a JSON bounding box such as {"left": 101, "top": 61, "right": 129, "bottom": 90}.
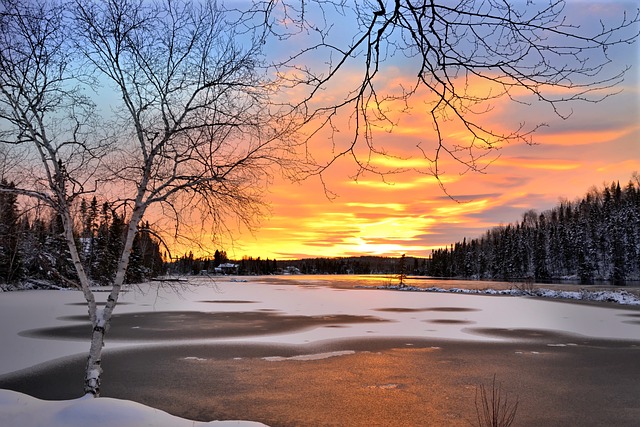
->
{"left": 0, "top": 389, "right": 265, "bottom": 427}
{"left": 1, "top": 275, "right": 639, "bottom": 426}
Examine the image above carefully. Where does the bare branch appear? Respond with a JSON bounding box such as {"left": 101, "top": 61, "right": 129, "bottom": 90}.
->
{"left": 246, "top": 0, "right": 639, "bottom": 190}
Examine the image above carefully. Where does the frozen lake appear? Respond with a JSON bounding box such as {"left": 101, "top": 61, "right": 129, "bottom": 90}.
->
{"left": 1, "top": 275, "right": 639, "bottom": 376}
{"left": 1, "top": 275, "right": 640, "bottom": 426}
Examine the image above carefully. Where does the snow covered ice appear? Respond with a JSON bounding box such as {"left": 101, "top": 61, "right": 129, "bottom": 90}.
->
{"left": 1, "top": 275, "right": 639, "bottom": 425}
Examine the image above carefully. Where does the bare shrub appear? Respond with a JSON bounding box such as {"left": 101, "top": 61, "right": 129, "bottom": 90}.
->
{"left": 474, "top": 375, "right": 519, "bottom": 427}
{"left": 513, "top": 278, "right": 537, "bottom": 296}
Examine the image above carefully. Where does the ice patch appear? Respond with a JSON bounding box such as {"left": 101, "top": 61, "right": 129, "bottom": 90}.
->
{"left": 367, "top": 383, "right": 400, "bottom": 390}
{"left": 262, "top": 350, "right": 355, "bottom": 362}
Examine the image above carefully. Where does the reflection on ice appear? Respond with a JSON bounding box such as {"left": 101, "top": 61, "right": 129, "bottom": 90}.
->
{"left": 262, "top": 350, "right": 356, "bottom": 362}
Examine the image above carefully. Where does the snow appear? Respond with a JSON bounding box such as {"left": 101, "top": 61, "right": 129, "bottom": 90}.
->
{"left": 368, "top": 284, "right": 640, "bottom": 305}
{"left": 1, "top": 277, "right": 639, "bottom": 376}
{"left": 96, "top": 307, "right": 106, "bottom": 327}
{"left": 1, "top": 275, "right": 639, "bottom": 426}
{"left": 0, "top": 389, "right": 266, "bottom": 427}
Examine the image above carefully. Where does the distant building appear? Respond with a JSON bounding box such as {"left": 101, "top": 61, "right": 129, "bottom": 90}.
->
{"left": 283, "top": 266, "right": 301, "bottom": 275}
{"left": 215, "top": 263, "right": 239, "bottom": 275}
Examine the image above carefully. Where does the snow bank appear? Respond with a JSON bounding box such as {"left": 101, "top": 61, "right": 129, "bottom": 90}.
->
{"left": 0, "top": 279, "right": 64, "bottom": 292}
{"left": 0, "top": 389, "right": 267, "bottom": 427}
{"left": 365, "top": 285, "right": 640, "bottom": 305}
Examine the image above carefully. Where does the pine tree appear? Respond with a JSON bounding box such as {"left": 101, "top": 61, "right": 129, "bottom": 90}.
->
{"left": 139, "top": 223, "right": 164, "bottom": 278}
{"left": 21, "top": 213, "right": 48, "bottom": 280}
{"left": 0, "top": 180, "right": 23, "bottom": 283}
{"left": 125, "top": 231, "right": 145, "bottom": 284}
{"left": 79, "top": 197, "right": 99, "bottom": 270}
{"left": 126, "top": 221, "right": 165, "bottom": 282}
{"left": 43, "top": 213, "right": 78, "bottom": 286}
{"left": 93, "top": 204, "right": 125, "bottom": 285}
{"left": 105, "top": 209, "right": 125, "bottom": 282}
{"left": 214, "top": 249, "right": 227, "bottom": 267}
{"left": 533, "top": 214, "right": 550, "bottom": 282}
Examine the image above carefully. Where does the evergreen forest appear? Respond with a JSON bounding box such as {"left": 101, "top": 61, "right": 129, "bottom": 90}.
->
{"left": 428, "top": 178, "right": 640, "bottom": 285}
{"left": 0, "top": 188, "right": 164, "bottom": 288}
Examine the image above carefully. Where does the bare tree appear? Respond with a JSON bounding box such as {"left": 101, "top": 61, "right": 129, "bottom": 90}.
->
{"left": 0, "top": 0, "right": 299, "bottom": 396}
{"left": 241, "top": 0, "right": 639, "bottom": 187}
{"left": 0, "top": 0, "right": 99, "bottom": 291}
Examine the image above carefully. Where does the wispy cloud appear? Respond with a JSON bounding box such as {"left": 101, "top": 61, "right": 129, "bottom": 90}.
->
{"left": 171, "top": 2, "right": 639, "bottom": 260}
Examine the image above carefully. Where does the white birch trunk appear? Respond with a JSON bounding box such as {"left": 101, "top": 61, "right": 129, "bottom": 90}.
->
{"left": 82, "top": 206, "right": 145, "bottom": 396}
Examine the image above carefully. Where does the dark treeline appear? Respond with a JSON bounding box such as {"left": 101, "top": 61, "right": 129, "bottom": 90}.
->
{"left": 169, "top": 252, "right": 281, "bottom": 276}
{"left": 0, "top": 188, "right": 164, "bottom": 287}
{"left": 282, "top": 255, "right": 428, "bottom": 275}
{"left": 429, "top": 178, "right": 640, "bottom": 285}
{"left": 171, "top": 249, "right": 234, "bottom": 275}
{"left": 169, "top": 253, "right": 429, "bottom": 276}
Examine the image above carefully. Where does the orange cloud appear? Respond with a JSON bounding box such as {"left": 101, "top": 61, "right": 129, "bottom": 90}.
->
{"left": 533, "top": 127, "right": 639, "bottom": 146}
{"left": 490, "top": 157, "right": 582, "bottom": 171}
{"left": 163, "top": 4, "right": 639, "bottom": 261}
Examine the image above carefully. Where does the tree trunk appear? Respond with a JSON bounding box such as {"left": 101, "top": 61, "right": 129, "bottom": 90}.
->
{"left": 57, "top": 207, "right": 102, "bottom": 396}
{"left": 84, "top": 321, "right": 106, "bottom": 396}
{"left": 82, "top": 206, "right": 145, "bottom": 397}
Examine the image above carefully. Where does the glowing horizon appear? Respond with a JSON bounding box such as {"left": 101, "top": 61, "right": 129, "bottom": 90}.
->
{"left": 165, "top": 1, "right": 640, "bottom": 261}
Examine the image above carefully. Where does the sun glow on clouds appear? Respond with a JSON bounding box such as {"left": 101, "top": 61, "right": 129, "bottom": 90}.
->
{"left": 490, "top": 157, "right": 582, "bottom": 171}
{"left": 232, "top": 114, "right": 638, "bottom": 260}
{"left": 221, "top": 104, "right": 638, "bottom": 260}
{"left": 177, "top": 2, "right": 639, "bottom": 260}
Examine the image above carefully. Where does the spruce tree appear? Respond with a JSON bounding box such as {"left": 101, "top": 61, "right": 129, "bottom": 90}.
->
{"left": 0, "top": 180, "right": 23, "bottom": 283}
{"left": 125, "top": 231, "right": 144, "bottom": 284}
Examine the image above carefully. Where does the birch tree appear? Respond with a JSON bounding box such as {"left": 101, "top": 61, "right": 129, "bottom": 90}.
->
{"left": 0, "top": 0, "right": 298, "bottom": 396}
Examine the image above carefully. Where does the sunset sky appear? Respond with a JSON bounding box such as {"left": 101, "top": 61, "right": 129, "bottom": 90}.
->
{"left": 201, "top": 1, "right": 640, "bottom": 261}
